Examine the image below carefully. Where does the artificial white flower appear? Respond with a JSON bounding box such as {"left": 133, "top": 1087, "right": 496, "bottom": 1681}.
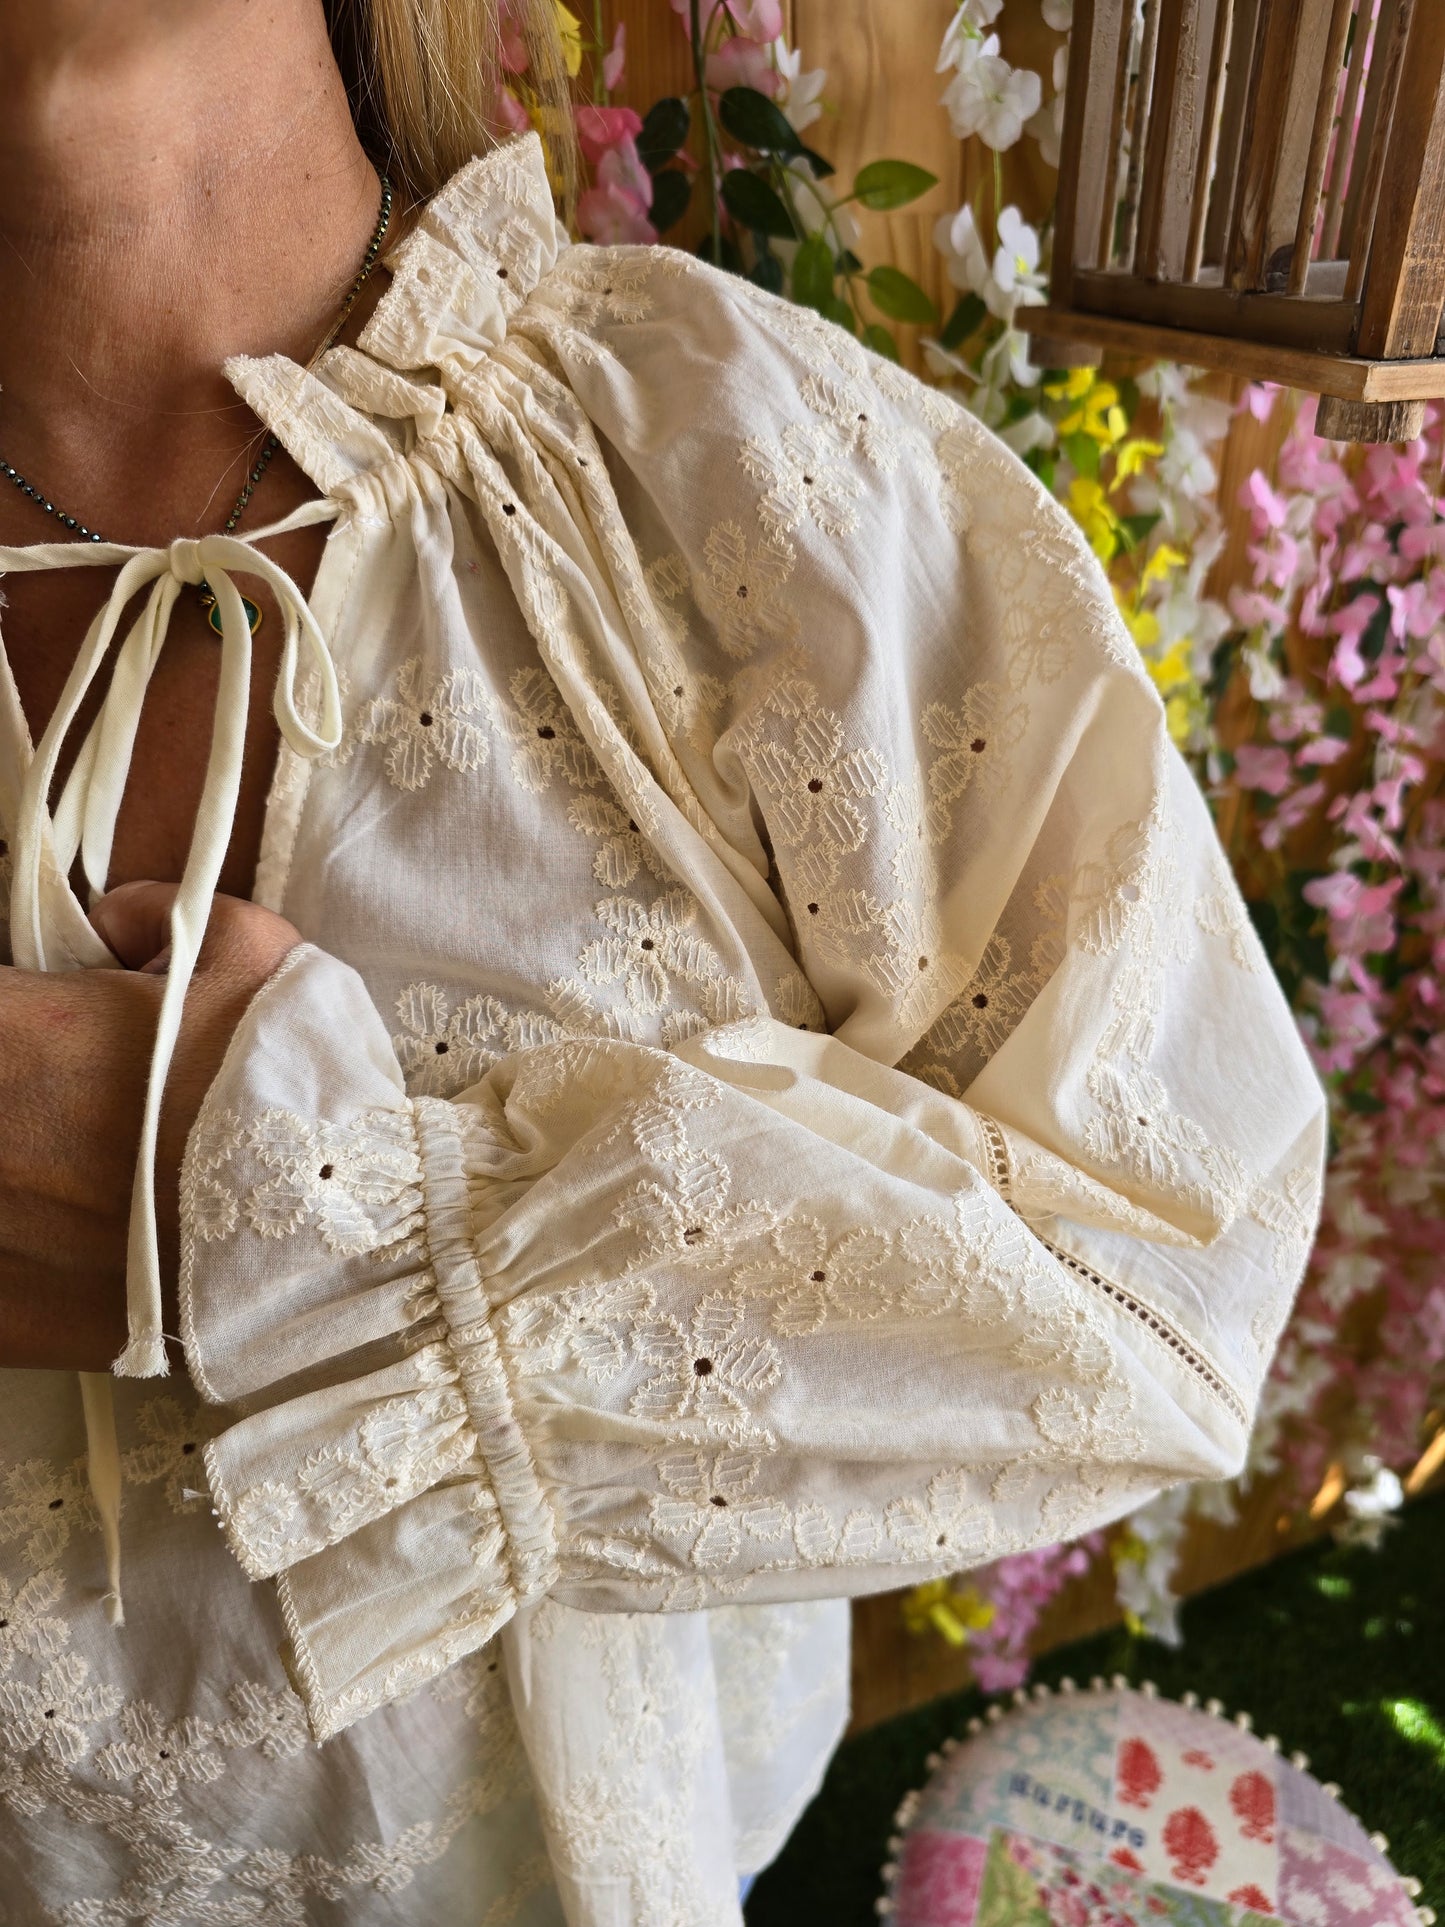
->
{"left": 991, "top": 206, "right": 1047, "bottom": 315}
{"left": 937, "top": 0, "right": 1004, "bottom": 73}
{"left": 1027, "top": 46, "right": 1069, "bottom": 167}
{"left": 1042, "top": 0, "right": 1073, "bottom": 28}
{"left": 774, "top": 41, "right": 826, "bottom": 133}
{"left": 941, "top": 37, "right": 1042, "bottom": 151}
{"left": 933, "top": 203, "right": 996, "bottom": 302}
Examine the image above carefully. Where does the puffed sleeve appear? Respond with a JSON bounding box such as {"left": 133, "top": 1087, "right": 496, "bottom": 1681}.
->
{"left": 180, "top": 251, "right": 1325, "bottom": 1741}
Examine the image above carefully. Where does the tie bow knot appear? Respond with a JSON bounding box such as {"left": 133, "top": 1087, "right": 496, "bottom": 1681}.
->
{"left": 167, "top": 537, "right": 209, "bottom": 587}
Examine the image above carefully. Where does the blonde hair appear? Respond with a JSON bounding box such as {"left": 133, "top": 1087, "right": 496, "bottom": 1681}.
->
{"left": 326, "top": 0, "right": 578, "bottom": 210}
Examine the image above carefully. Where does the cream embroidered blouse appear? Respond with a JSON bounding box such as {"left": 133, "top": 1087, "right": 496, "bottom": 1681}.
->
{"left": 0, "top": 133, "right": 1326, "bottom": 1924}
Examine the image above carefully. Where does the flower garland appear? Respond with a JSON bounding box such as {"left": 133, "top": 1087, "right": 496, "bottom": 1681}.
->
{"left": 520, "top": 0, "right": 1444, "bottom": 1683}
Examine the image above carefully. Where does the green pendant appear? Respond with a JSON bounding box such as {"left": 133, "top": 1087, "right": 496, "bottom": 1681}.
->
{"left": 204, "top": 592, "right": 262, "bottom": 638}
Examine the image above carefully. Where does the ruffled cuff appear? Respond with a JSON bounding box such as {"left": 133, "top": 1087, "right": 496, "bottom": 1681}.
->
{"left": 180, "top": 944, "right": 558, "bottom": 1739}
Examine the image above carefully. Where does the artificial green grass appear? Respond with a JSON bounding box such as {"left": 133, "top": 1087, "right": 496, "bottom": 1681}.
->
{"left": 746, "top": 1487, "right": 1445, "bottom": 1923}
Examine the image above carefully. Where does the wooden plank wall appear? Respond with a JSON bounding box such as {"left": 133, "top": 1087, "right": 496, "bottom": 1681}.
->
{"left": 597, "top": 0, "right": 1329, "bottom": 1732}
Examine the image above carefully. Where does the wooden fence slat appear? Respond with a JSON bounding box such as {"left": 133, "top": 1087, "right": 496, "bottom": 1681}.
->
{"left": 1054, "top": 0, "right": 1131, "bottom": 297}
{"left": 1320, "top": 0, "right": 1375, "bottom": 257}
{"left": 1339, "top": 0, "right": 1413, "bottom": 279}
{"left": 1186, "top": 0, "right": 1237, "bottom": 278}
{"left": 1137, "top": 0, "right": 1224, "bottom": 282}
{"left": 1287, "top": 0, "right": 1356, "bottom": 291}
{"left": 1226, "top": 0, "right": 1337, "bottom": 289}
{"left": 1121, "top": 0, "right": 1165, "bottom": 265}
{"left": 1202, "top": 0, "right": 1264, "bottom": 266}
{"left": 1355, "top": 2, "right": 1445, "bottom": 354}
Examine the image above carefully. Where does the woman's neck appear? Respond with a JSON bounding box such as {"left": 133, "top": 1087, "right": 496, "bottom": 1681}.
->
{"left": 0, "top": 0, "right": 380, "bottom": 538}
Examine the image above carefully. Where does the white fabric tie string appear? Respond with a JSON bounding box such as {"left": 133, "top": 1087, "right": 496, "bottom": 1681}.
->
{"left": 0, "top": 501, "right": 342, "bottom": 1619}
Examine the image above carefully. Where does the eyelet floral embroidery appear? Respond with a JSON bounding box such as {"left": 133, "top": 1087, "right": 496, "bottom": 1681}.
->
{"left": 95, "top": 1699, "right": 225, "bottom": 1801}
{"left": 356, "top": 657, "right": 493, "bottom": 792}
{"left": 740, "top": 422, "right": 863, "bottom": 540}
{"left": 650, "top": 1452, "right": 788, "bottom": 1566}
{"left": 921, "top": 682, "right": 1031, "bottom": 830}
{"left": 885, "top": 1467, "right": 994, "bottom": 1564}
{"left": 733, "top": 1219, "right": 893, "bottom": 1336}
{"left": 0, "top": 1569, "right": 68, "bottom": 1676}
{"left": 393, "top": 983, "right": 510, "bottom": 1097}
{"left": 0, "top": 1653, "right": 123, "bottom": 1767}
{"left": 695, "top": 520, "right": 800, "bottom": 659}
{"left": 629, "top": 1293, "right": 782, "bottom": 1440}
{"left": 495, "top": 664, "right": 600, "bottom": 793}
{"left": 240, "top": 1107, "right": 423, "bottom": 1256}
{"left": 567, "top": 793, "right": 670, "bottom": 889}
{"left": 578, "top": 891, "right": 726, "bottom": 1018}
{"left": 119, "top": 1397, "right": 214, "bottom": 1515}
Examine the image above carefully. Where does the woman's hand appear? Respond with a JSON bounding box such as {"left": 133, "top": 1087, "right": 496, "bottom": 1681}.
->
{"left": 0, "top": 885, "right": 299, "bottom": 1371}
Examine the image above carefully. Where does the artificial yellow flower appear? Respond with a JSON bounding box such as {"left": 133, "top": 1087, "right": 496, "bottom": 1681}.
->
{"left": 1051, "top": 373, "right": 1127, "bottom": 448}
{"left": 1068, "top": 475, "right": 1122, "bottom": 562}
{"left": 1140, "top": 540, "right": 1187, "bottom": 589}
{"left": 903, "top": 1579, "right": 996, "bottom": 1648}
{"left": 554, "top": 1, "right": 584, "bottom": 77}
{"left": 1114, "top": 436, "right": 1165, "bottom": 485}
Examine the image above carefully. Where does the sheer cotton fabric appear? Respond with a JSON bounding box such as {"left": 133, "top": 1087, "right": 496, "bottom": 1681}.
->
{"left": 0, "top": 132, "right": 1324, "bottom": 1924}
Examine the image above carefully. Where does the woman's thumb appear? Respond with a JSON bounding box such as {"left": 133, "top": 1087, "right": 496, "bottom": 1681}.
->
{"left": 89, "top": 880, "right": 180, "bottom": 972}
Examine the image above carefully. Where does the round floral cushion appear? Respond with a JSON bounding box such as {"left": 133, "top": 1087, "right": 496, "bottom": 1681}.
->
{"left": 879, "top": 1679, "right": 1433, "bottom": 1927}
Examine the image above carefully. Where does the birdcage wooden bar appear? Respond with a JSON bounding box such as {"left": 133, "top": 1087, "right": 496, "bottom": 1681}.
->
{"left": 1022, "top": 0, "right": 1445, "bottom": 439}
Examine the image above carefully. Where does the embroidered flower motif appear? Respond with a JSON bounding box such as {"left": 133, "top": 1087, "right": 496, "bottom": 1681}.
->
{"left": 567, "top": 794, "right": 669, "bottom": 889}
{"left": 0, "top": 1569, "right": 68, "bottom": 1677}
{"left": 96, "top": 1699, "right": 224, "bottom": 1801}
{"left": 924, "top": 934, "right": 1038, "bottom": 1064}
{"left": 799, "top": 372, "right": 903, "bottom": 472}
{"left": 229, "top": 1481, "right": 302, "bottom": 1573}
{"left": 1084, "top": 1062, "right": 1213, "bottom": 1196}
{"left": 791, "top": 1504, "right": 882, "bottom": 1567}
{"left": 392, "top": 983, "right": 508, "bottom": 1097}
{"left": 185, "top": 1108, "right": 243, "bottom": 1241}
{"left": 921, "top": 681, "right": 1029, "bottom": 828}
{"left": 0, "top": 1654, "right": 122, "bottom": 1766}
{"left": 495, "top": 666, "right": 597, "bottom": 793}
{"left": 740, "top": 421, "right": 863, "bottom": 539}
{"left": 296, "top": 1389, "right": 474, "bottom": 1539}
{"left": 630, "top": 1293, "right": 781, "bottom": 1437}
{"left": 733, "top": 1218, "right": 894, "bottom": 1335}
{"left": 1032, "top": 1384, "right": 1091, "bottom": 1448}
{"left": 650, "top": 1452, "right": 787, "bottom": 1566}
{"left": 356, "top": 657, "right": 493, "bottom": 792}
{"left": 578, "top": 891, "right": 723, "bottom": 1015}
{"left": 748, "top": 707, "right": 887, "bottom": 856}
{"left": 772, "top": 971, "right": 827, "bottom": 1031}
{"left": 0, "top": 1459, "right": 94, "bottom": 1570}
{"left": 866, "top": 896, "right": 973, "bottom": 1033}
{"left": 216, "top": 1680, "right": 310, "bottom": 1761}
{"left": 242, "top": 1107, "right": 422, "bottom": 1255}
{"left": 896, "top": 1189, "right": 1018, "bottom": 1322}
{"left": 502, "top": 1278, "right": 659, "bottom": 1384}
{"left": 695, "top": 520, "right": 800, "bottom": 659}
{"left": 120, "top": 1396, "right": 213, "bottom": 1514}
{"left": 886, "top": 1467, "right": 994, "bottom": 1563}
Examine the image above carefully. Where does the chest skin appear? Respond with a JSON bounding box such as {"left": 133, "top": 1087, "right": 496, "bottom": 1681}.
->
{"left": 0, "top": 478, "right": 330, "bottom": 905}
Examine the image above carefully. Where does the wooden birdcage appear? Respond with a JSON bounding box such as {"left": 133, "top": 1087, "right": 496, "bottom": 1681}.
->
{"left": 1020, "top": 0, "right": 1445, "bottom": 441}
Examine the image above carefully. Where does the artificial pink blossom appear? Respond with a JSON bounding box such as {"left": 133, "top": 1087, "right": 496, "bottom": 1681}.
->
{"left": 602, "top": 22, "right": 627, "bottom": 92}
{"left": 706, "top": 34, "right": 782, "bottom": 95}
{"left": 574, "top": 103, "right": 644, "bottom": 166}
{"left": 1233, "top": 743, "right": 1294, "bottom": 796}
{"left": 494, "top": 86, "right": 532, "bottom": 137}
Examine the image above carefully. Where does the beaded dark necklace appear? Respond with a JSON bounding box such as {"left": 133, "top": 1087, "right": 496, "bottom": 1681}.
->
{"left": 0, "top": 172, "right": 393, "bottom": 636}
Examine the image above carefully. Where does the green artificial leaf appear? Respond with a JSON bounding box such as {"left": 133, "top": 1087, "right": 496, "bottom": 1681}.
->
{"left": 1118, "top": 374, "right": 1142, "bottom": 421}
{"left": 649, "top": 169, "right": 693, "bottom": 233}
{"left": 1062, "top": 429, "right": 1100, "bottom": 480}
{"left": 863, "top": 323, "right": 901, "bottom": 362}
{"left": 796, "top": 144, "right": 836, "bottom": 179}
{"left": 820, "top": 293, "right": 857, "bottom": 335}
{"left": 854, "top": 158, "right": 939, "bottom": 210}
{"left": 836, "top": 247, "right": 864, "bottom": 275}
{"left": 719, "top": 86, "right": 803, "bottom": 154}
{"left": 720, "top": 168, "right": 799, "bottom": 240}
{"left": 940, "top": 291, "right": 987, "bottom": 350}
{"left": 1119, "top": 511, "right": 1161, "bottom": 549}
{"left": 1324, "top": 703, "right": 1356, "bottom": 739}
{"left": 749, "top": 249, "right": 785, "bottom": 293}
{"left": 1343, "top": 1087, "right": 1387, "bottom": 1113}
{"left": 1032, "top": 452, "right": 1057, "bottom": 490}
{"left": 637, "top": 97, "right": 690, "bottom": 173}
{"left": 791, "top": 233, "right": 835, "bottom": 309}
{"left": 866, "top": 264, "right": 938, "bottom": 324}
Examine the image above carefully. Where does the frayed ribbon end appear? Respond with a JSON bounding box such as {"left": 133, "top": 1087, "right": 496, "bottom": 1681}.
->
{"left": 111, "top": 1332, "right": 170, "bottom": 1379}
